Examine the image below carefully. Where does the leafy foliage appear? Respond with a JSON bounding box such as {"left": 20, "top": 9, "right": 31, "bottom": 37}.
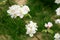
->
{"left": 0, "top": 0, "right": 60, "bottom": 40}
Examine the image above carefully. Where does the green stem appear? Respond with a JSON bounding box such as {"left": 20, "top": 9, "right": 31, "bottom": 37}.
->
{"left": 27, "top": 14, "right": 32, "bottom": 19}
{"left": 47, "top": 27, "right": 50, "bottom": 33}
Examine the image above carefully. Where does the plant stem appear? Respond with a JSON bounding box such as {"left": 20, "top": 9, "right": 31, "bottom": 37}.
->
{"left": 27, "top": 14, "right": 32, "bottom": 19}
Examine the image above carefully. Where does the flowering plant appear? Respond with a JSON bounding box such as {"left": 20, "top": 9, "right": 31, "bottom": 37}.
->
{"left": 7, "top": 5, "right": 30, "bottom": 18}
{"left": 0, "top": 0, "right": 60, "bottom": 40}
{"left": 25, "top": 21, "right": 38, "bottom": 37}
{"left": 42, "top": 22, "right": 54, "bottom": 34}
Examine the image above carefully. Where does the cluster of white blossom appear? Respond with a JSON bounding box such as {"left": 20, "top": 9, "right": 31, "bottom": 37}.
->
{"left": 44, "top": 0, "right": 60, "bottom": 40}
{"left": 54, "top": 33, "right": 60, "bottom": 40}
{"left": 55, "top": 0, "right": 60, "bottom": 4}
{"left": 25, "top": 21, "right": 38, "bottom": 37}
{"left": 55, "top": 7, "right": 60, "bottom": 24}
{"left": 7, "top": 5, "right": 30, "bottom": 18}
{"left": 44, "top": 22, "right": 53, "bottom": 28}
{"left": 55, "top": 19, "right": 60, "bottom": 24}
{"left": 6, "top": 0, "right": 60, "bottom": 39}
{"left": 55, "top": 7, "right": 60, "bottom": 16}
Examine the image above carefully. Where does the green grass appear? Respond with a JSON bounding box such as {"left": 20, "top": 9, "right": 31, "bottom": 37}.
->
{"left": 0, "top": 0, "right": 60, "bottom": 40}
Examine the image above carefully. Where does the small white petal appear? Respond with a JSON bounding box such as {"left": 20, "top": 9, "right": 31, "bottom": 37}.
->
{"left": 44, "top": 22, "right": 53, "bottom": 28}
{"left": 44, "top": 23, "right": 48, "bottom": 28}
{"left": 56, "top": 7, "right": 60, "bottom": 16}
{"left": 48, "top": 22, "right": 53, "bottom": 28}
{"left": 55, "top": 19, "right": 60, "bottom": 24}
{"left": 54, "top": 33, "right": 60, "bottom": 39}
{"left": 55, "top": 0, "right": 60, "bottom": 4}
{"left": 54, "top": 38, "right": 60, "bottom": 40}
{"left": 29, "top": 34, "right": 33, "bottom": 37}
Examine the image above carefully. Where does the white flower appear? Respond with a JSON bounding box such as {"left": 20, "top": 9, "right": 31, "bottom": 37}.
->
{"left": 7, "top": 5, "right": 21, "bottom": 18}
{"left": 54, "top": 33, "right": 60, "bottom": 39}
{"left": 7, "top": 5, "right": 30, "bottom": 18}
{"left": 25, "top": 21, "right": 38, "bottom": 37}
{"left": 55, "top": 0, "right": 60, "bottom": 4}
{"left": 55, "top": 19, "right": 60, "bottom": 24}
{"left": 44, "top": 22, "right": 53, "bottom": 28}
{"left": 54, "top": 38, "right": 60, "bottom": 40}
{"left": 56, "top": 7, "right": 60, "bottom": 16}
{"left": 21, "top": 5, "right": 30, "bottom": 14}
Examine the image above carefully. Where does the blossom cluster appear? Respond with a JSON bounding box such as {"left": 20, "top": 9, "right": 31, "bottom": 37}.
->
{"left": 25, "top": 21, "right": 38, "bottom": 37}
{"left": 54, "top": 0, "right": 60, "bottom": 40}
{"left": 54, "top": 33, "right": 60, "bottom": 40}
{"left": 7, "top": 5, "right": 30, "bottom": 18}
{"left": 55, "top": 7, "right": 60, "bottom": 16}
{"left": 55, "top": 19, "right": 60, "bottom": 24}
{"left": 55, "top": 0, "right": 60, "bottom": 4}
{"left": 44, "top": 22, "right": 53, "bottom": 28}
{"left": 55, "top": 0, "right": 60, "bottom": 24}
{"left": 6, "top": 0, "right": 60, "bottom": 38}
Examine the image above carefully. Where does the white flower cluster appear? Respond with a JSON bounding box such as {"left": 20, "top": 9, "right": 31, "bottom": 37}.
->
{"left": 25, "top": 21, "right": 38, "bottom": 37}
{"left": 55, "top": 0, "right": 60, "bottom": 4}
{"left": 44, "top": 22, "right": 53, "bottom": 28}
{"left": 55, "top": 7, "right": 60, "bottom": 24}
{"left": 55, "top": 19, "right": 60, "bottom": 24}
{"left": 6, "top": 0, "right": 60, "bottom": 38}
{"left": 56, "top": 7, "right": 60, "bottom": 16}
{"left": 7, "top": 5, "right": 30, "bottom": 18}
{"left": 54, "top": 33, "right": 60, "bottom": 40}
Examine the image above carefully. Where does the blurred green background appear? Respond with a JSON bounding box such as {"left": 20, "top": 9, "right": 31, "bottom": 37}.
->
{"left": 0, "top": 0, "right": 60, "bottom": 40}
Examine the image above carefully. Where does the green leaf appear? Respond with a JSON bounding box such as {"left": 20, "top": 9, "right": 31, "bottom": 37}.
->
{"left": 24, "top": 14, "right": 32, "bottom": 19}
{"left": 0, "top": 0, "right": 7, "bottom": 5}
{"left": 47, "top": 29, "right": 54, "bottom": 34}
{"left": 42, "top": 29, "right": 48, "bottom": 33}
